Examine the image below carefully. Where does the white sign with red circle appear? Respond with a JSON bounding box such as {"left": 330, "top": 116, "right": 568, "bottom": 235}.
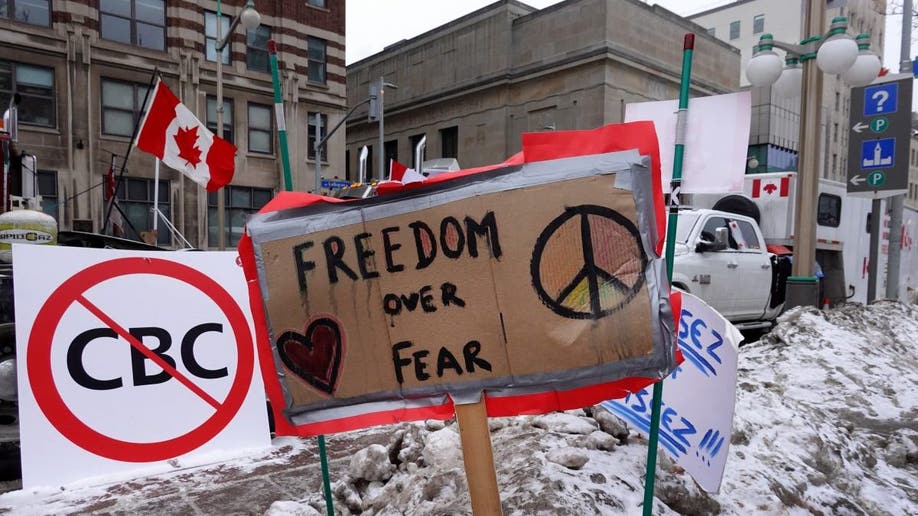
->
{"left": 13, "top": 245, "right": 270, "bottom": 488}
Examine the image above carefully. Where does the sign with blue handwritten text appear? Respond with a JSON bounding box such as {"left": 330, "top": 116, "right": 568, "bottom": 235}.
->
{"left": 601, "top": 292, "right": 739, "bottom": 493}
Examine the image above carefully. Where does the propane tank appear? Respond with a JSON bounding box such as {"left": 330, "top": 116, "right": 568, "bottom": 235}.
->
{"left": 0, "top": 208, "right": 58, "bottom": 263}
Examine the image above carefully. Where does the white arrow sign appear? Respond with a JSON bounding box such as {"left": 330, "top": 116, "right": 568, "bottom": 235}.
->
{"left": 851, "top": 121, "right": 869, "bottom": 133}
{"left": 850, "top": 174, "right": 866, "bottom": 186}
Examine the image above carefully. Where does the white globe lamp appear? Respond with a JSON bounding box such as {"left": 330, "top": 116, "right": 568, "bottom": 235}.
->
{"left": 816, "top": 17, "right": 858, "bottom": 74}
{"left": 773, "top": 56, "right": 803, "bottom": 98}
{"left": 841, "top": 34, "right": 882, "bottom": 87}
{"left": 747, "top": 35, "right": 784, "bottom": 87}
{"left": 241, "top": 3, "right": 261, "bottom": 31}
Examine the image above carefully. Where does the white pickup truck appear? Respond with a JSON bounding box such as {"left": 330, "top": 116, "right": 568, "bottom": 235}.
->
{"left": 670, "top": 208, "right": 789, "bottom": 330}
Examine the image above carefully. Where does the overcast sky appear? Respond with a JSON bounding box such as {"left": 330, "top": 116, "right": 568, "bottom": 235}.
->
{"left": 346, "top": 0, "right": 912, "bottom": 70}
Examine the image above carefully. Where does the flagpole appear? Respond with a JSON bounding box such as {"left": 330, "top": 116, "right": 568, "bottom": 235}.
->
{"left": 642, "top": 33, "right": 694, "bottom": 516}
{"left": 265, "top": 37, "right": 333, "bottom": 516}
{"left": 267, "top": 39, "right": 293, "bottom": 192}
{"left": 152, "top": 158, "right": 160, "bottom": 235}
{"left": 103, "top": 68, "right": 159, "bottom": 236}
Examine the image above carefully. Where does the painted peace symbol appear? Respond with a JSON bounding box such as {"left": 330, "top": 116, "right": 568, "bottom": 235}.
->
{"left": 530, "top": 205, "right": 648, "bottom": 320}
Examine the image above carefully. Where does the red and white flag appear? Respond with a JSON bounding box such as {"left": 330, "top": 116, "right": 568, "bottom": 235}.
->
{"left": 751, "top": 175, "right": 790, "bottom": 198}
{"left": 135, "top": 79, "right": 236, "bottom": 191}
{"left": 389, "top": 159, "right": 426, "bottom": 185}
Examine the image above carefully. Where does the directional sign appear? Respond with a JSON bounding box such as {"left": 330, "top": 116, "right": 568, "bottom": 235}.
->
{"left": 848, "top": 74, "right": 913, "bottom": 198}
{"left": 860, "top": 138, "right": 895, "bottom": 169}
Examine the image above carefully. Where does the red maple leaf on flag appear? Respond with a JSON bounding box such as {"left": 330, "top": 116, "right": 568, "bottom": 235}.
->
{"left": 174, "top": 126, "right": 202, "bottom": 167}
{"left": 763, "top": 183, "right": 778, "bottom": 195}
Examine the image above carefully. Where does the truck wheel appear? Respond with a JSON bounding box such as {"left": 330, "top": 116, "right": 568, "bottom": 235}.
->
{"left": 712, "top": 195, "right": 761, "bottom": 225}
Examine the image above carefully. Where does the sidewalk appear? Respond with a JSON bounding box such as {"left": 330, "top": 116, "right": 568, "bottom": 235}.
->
{"left": 0, "top": 429, "right": 393, "bottom": 515}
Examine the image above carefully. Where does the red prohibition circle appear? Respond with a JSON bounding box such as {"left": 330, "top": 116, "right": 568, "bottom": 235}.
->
{"left": 27, "top": 257, "right": 255, "bottom": 463}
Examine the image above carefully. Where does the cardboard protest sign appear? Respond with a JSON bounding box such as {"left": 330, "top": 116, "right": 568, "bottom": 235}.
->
{"left": 601, "top": 291, "right": 740, "bottom": 493}
{"left": 243, "top": 145, "right": 677, "bottom": 435}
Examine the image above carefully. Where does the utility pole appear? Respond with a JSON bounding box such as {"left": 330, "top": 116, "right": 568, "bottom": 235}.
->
{"left": 886, "top": 0, "right": 912, "bottom": 300}
{"left": 368, "top": 77, "right": 397, "bottom": 182}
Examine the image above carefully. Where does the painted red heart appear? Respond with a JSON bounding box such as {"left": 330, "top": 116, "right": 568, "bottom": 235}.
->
{"left": 275, "top": 318, "right": 343, "bottom": 395}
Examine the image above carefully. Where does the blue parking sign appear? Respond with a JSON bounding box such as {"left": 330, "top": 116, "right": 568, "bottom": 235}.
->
{"left": 863, "top": 83, "right": 898, "bottom": 116}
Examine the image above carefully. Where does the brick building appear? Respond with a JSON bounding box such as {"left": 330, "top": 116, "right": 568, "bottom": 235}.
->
{"left": 1, "top": 0, "right": 345, "bottom": 248}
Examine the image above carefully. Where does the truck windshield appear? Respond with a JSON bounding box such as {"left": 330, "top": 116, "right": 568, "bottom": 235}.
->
{"left": 673, "top": 213, "right": 699, "bottom": 243}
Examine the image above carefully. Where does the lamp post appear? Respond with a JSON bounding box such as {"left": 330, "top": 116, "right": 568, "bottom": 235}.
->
{"left": 368, "top": 78, "right": 397, "bottom": 182}
{"left": 215, "top": 0, "right": 261, "bottom": 250}
{"left": 745, "top": 5, "right": 880, "bottom": 307}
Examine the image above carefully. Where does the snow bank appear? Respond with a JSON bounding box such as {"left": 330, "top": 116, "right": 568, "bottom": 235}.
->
{"left": 284, "top": 302, "right": 918, "bottom": 515}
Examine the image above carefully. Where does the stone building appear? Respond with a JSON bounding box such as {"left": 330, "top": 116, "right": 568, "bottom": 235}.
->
{"left": 1, "top": 0, "right": 346, "bottom": 248}
{"left": 345, "top": 0, "right": 740, "bottom": 181}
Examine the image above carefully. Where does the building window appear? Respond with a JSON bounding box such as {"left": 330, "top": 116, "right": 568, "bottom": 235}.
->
{"left": 308, "top": 112, "right": 328, "bottom": 161}
{"left": 345, "top": 149, "right": 351, "bottom": 181}
{"left": 409, "top": 134, "right": 425, "bottom": 168}
{"left": 307, "top": 0, "right": 326, "bottom": 7}
{"left": 116, "top": 177, "right": 171, "bottom": 246}
{"left": 37, "top": 170, "right": 58, "bottom": 220}
{"left": 101, "top": 79, "right": 149, "bottom": 137}
{"left": 817, "top": 193, "right": 841, "bottom": 227}
{"left": 753, "top": 14, "right": 764, "bottom": 34}
{"left": 0, "top": 0, "right": 51, "bottom": 27}
{"left": 208, "top": 186, "right": 273, "bottom": 247}
{"left": 247, "top": 103, "right": 273, "bottom": 154}
{"left": 440, "top": 126, "right": 458, "bottom": 159}
{"left": 206, "top": 96, "right": 234, "bottom": 144}
{"left": 833, "top": 122, "right": 838, "bottom": 142}
{"left": 307, "top": 37, "right": 327, "bottom": 84}
{"left": 384, "top": 139, "right": 398, "bottom": 170}
{"left": 205, "top": 11, "right": 231, "bottom": 64}
{"left": 835, "top": 91, "right": 840, "bottom": 110}
{"left": 832, "top": 153, "right": 837, "bottom": 176}
{"left": 0, "top": 60, "right": 56, "bottom": 127}
{"left": 729, "top": 21, "right": 740, "bottom": 40}
{"left": 706, "top": 27, "right": 715, "bottom": 37}
{"left": 100, "top": 0, "right": 166, "bottom": 51}
{"left": 247, "top": 25, "right": 271, "bottom": 73}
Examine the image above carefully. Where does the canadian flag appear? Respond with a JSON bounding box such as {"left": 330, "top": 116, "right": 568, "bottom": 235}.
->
{"left": 751, "top": 176, "right": 790, "bottom": 198}
{"left": 389, "top": 159, "right": 425, "bottom": 184}
{"left": 136, "top": 79, "right": 236, "bottom": 191}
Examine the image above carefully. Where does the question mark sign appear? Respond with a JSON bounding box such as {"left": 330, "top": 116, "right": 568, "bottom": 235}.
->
{"left": 872, "top": 90, "right": 889, "bottom": 112}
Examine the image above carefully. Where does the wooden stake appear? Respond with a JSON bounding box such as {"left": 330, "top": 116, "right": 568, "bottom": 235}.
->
{"left": 455, "top": 399, "right": 502, "bottom": 515}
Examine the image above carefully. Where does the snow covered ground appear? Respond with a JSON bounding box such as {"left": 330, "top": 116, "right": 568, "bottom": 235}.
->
{"left": 1, "top": 301, "right": 916, "bottom": 514}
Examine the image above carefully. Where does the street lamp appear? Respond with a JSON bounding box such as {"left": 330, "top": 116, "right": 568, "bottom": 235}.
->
{"left": 368, "top": 78, "right": 398, "bottom": 183}
{"left": 745, "top": 8, "right": 880, "bottom": 308}
{"left": 214, "top": 0, "right": 260, "bottom": 250}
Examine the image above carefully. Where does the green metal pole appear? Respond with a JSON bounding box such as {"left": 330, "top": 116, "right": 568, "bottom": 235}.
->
{"left": 266, "top": 39, "right": 333, "bottom": 516}
{"left": 642, "top": 33, "right": 694, "bottom": 516}
{"left": 267, "top": 39, "right": 294, "bottom": 192}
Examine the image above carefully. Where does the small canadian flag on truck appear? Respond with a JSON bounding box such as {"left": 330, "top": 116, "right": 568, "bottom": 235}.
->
{"left": 751, "top": 175, "right": 791, "bottom": 198}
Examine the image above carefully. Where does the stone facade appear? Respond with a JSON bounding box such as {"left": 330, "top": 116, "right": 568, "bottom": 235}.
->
{"left": 1, "top": 0, "right": 346, "bottom": 248}
{"left": 345, "top": 0, "right": 740, "bottom": 181}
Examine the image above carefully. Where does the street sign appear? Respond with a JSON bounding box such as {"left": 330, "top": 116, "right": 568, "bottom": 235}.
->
{"left": 847, "top": 74, "right": 913, "bottom": 198}
{"left": 321, "top": 179, "right": 351, "bottom": 189}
